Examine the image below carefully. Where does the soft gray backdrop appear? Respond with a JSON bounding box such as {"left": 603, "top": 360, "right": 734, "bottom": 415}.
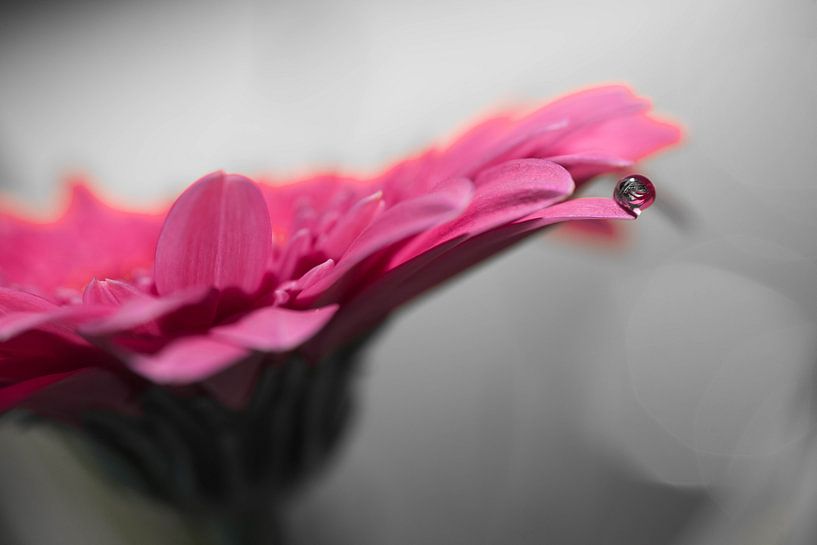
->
{"left": 1, "top": 1, "right": 816, "bottom": 543}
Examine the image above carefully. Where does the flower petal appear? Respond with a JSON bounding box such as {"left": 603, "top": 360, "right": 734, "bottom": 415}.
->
{"left": 258, "top": 174, "right": 363, "bottom": 242}
{"left": 397, "top": 197, "right": 637, "bottom": 298}
{"left": 546, "top": 152, "right": 634, "bottom": 183}
{"left": 0, "top": 287, "right": 101, "bottom": 341}
{"left": 297, "top": 177, "right": 474, "bottom": 303}
{"left": 342, "top": 177, "right": 474, "bottom": 266}
{"left": 154, "top": 171, "right": 272, "bottom": 295}
{"left": 545, "top": 152, "right": 633, "bottom": 169}
{"left": 308, "top": 197, "right": 638, "bottom": 356}
{"left": 389, "top": 159, "right": 574, "bottom": 266}
{"left": 82, "top": 278, "right": 145, "bottom": 305}
{"left": 432, "top": 85, "right": 649, "bottom": 180}
{"left": 0, "top": 306, "right": 109, "bottom": 342}
{"left": 79, "top": 286, "right": 212, "bottom": 335}
{"left": 211, "top": 305, "right": 338, "bottom": 352}
{"left": 0, "top": 289, "right": 113, "bottom": 381}
{"left": 293, "top": 259, "right": 335, "bottom": 293}
{"left": 0, "top": 286, "right": 57, "bottom": 314}
{"left": 128, "top": 335, "right": 250, "bottom": 384}
{"left": 276, "top": 228, "right": 312, "bottom": 282}
{"left": 518, "top": 196, "right": 636, "bottom": 224}
{"left": 318, "top": 190, "right": 384, "bottom": 260}
{"left": 549, "top": 111, "right": 682, "bottom": 168}
{"left": 273, "top": 259, "right": 336, "bottom": 304}
{"left": 0, "top": 182, "right": 164, "bottom": 292}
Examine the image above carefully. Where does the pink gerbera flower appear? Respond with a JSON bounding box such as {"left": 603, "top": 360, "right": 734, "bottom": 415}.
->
{"left": 0, "top": 85, "right": 679, "bottom": 418}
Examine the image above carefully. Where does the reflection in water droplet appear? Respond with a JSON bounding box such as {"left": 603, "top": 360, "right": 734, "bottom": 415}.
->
{"left": 614, "top": 175, "right": 656, "bottom": 217}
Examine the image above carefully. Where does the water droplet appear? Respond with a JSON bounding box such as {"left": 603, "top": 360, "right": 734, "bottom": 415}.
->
{"left": 614, "top": 175, "right": 655, "bottom": 217}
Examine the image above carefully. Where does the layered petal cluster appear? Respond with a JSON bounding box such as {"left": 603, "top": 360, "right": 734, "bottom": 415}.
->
{"left": 0, "top": 85, "right": 680, "bottom": 416}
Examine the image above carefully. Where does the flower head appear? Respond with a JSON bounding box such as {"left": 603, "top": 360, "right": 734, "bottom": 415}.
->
{"left": 0, "top": 85, "right": 679, "bottom": 417}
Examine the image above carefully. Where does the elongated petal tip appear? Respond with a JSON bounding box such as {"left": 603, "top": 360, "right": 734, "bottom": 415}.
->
{"left": 154, "top": 172, "right": 273, "bottom": 295}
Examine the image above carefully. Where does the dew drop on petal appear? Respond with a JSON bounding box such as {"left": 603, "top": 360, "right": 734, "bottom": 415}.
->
{"left": 614, "top": 174, "right": 656, "bottom": 217}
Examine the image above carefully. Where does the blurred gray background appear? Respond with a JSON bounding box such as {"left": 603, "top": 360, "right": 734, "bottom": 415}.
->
{"left": 1, "top": 0, "right": 816, "bottom": 543}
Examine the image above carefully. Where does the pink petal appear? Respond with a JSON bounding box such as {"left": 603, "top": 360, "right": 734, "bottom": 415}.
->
{"left": 0, "top": 286, "right": 57, "bottom": 313}
{"left": 0, "top": 312, "right": 61, "bottom": 341}
{"left": 79, "top": 286, "right": 212, "bottom": 335}
{"left": 550, "top": 111, "right": 682, "bottom": 167}
{"left": 0, "top": 290, "right": 113, "bottom": 381}
{"left": 293, "top": 259, "right": 335, "bottom": 293}
{"left": 318, "top": 190, "right": 384, "bottom": 260}
{"left": 433, "top": 85, "right": 649, "bottom": 181}
{"left": 545, "top": 152, "right": 634, "bottom": 183}
{"left": 397, "top": 198, "right": 637, "bottom": 297}
{"left": 0, "top": 333, "right": 103, "bottom": 383}
{"left": 389, "top": 159, "right": 574, "bottom": 266}
{"left": 258, "top": 174, "right": 366, "bottom": 242}
{"left": 0, "top": 182, "right": 164, "bottom": 293}
{"left": 82, "top": 278, "right": 145, "bottom": 305}
{"left": 427, "top": 114, "right": 515, "bottom": 184}
{"left": 374, "top": 150, "right": 439, "bottom": 206}
{"left": 276, "top": 228, "right": 312, "bottom": 282}
{"left": 211, "top": 305, "right": 338, "bottom": 352}
{"left": 367, "top": 200, "right": 637, "bottom": 315}
{"left": 518, "top": 196, "right": 635, "bottom": 224}
{"left": 308, "top": 197, "right": 637, "bottom": 357}
{"left": 0, "top": 305, "right": 109, "bottom": 342}
{"left": 457, "top": 120, "right": 569, "bottom": 178}
{"left": 343, "top": 177, "right": 474, "bottom": 263}
{"left": 272, "top": 259, "right": 337, "bottom": 304}
{"left": 0, "top": 287, "right": 100, "bottom": 341}
{"left": 154, "top": 171, "right": 272, "bottom": 295}
{"left": 128, "top": 335, "right": 250, "bottom": 384}
{"left": 544, "top": 152, "right": 633, "bottom": 168}
{"left": 297, "top": 177, "right": 474, "bottom": 303}
{"left": 506, "top": 85, "right": 649, "bottom": 157}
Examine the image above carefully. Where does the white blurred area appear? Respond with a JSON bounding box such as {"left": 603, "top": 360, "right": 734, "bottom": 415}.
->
{"left": 1, "top": 0, "right": 816, "bottom": 543}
